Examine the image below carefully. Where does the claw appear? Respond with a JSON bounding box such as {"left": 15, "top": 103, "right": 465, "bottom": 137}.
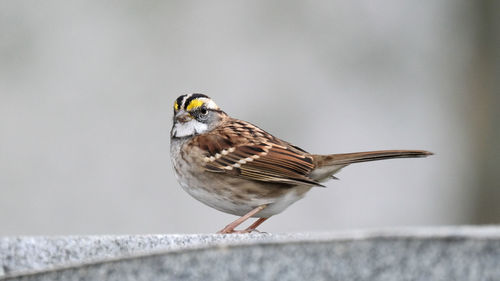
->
{"left": 217, "top": 228, "right": 266, "bottom": 234}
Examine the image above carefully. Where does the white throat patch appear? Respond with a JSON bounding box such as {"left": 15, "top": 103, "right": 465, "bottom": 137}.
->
{"left": 173, "top": 119, "right": 208, "bottom": 138}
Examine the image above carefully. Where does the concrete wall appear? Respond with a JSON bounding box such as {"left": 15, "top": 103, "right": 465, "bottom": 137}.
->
{"left": 2, "top": 226, "right": 500, "bottom": 280}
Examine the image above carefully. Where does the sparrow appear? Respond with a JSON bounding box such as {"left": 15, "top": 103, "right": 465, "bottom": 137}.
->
{"left": 170, "top": 93, "right": 432, "bottom": 233}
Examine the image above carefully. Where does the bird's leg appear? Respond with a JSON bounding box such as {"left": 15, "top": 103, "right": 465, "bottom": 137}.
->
{"left": 244, "top": 217, "right": 269, "bottom": 232}
{"left": 217, "top": 205, "right": 267, "bottom": 234}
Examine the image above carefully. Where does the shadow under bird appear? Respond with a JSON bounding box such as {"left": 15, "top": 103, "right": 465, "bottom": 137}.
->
{"left": 170, "top": 94, "right": 433, "bottom": 233}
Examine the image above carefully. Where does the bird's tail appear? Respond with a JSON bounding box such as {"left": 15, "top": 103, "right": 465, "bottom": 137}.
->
{"left": 310, "top": 150, "right": 433, "bottom": 182}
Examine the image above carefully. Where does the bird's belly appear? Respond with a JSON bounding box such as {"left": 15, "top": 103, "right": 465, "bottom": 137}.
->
{"left": 177, "top": 173, "right": 310, "bottom": 217}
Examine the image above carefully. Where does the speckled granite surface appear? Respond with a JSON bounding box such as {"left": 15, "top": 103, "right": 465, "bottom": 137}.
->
{"left": 1, "top": 226, "right": 500, "bottom": 280}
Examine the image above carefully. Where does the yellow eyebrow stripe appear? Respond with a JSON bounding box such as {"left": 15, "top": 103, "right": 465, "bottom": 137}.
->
{"left": 186, "top": 99, "right": 204, "bottom": 111}
{"left": 174, "top": 101, "right": 179, "bottom": 111}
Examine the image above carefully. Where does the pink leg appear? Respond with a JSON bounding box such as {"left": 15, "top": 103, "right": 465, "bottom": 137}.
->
{"left": 244, "top": 217, "right": 269, "bottom": 232}
{"left": 217, "top": 205, "right": 267, "bottom": 234}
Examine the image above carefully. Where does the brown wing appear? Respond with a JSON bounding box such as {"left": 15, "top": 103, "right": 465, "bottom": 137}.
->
{"left": 193, "top": 118, "right": 321, "bottom": 186}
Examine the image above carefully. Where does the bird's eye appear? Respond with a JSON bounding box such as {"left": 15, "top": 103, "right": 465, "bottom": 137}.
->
{"left": 200, "top": 107, "right": 208, "bottom": 115}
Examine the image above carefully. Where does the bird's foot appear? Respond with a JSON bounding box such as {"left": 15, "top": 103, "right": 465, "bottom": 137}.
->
{"left": 217, "top": 228, "right": 264, "bottom": 234}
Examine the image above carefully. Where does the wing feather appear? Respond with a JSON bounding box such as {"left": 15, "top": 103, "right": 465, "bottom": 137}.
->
{"left": 194, "top": 119, "right": 321, "bottom": 186}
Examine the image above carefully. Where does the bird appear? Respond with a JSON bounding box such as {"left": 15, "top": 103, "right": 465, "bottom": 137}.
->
{"left": 170, "top": 93, "right": 432, "bottom": 234}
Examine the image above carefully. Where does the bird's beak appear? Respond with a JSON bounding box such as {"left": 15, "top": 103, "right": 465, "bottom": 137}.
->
{"left": 175, "top": 111, "right": 193, "bottom": 123}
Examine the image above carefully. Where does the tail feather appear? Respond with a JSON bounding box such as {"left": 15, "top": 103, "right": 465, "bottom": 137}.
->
{"left": 317, "top": 150, "right": 433, "bottom": 166}
{"left": 310, "top": 150, "right": 433, "bottom": 182}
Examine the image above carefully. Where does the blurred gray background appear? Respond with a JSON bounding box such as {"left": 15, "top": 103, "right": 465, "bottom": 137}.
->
{"left": 1, "top": 0, "right": 498, "bottom": 235}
